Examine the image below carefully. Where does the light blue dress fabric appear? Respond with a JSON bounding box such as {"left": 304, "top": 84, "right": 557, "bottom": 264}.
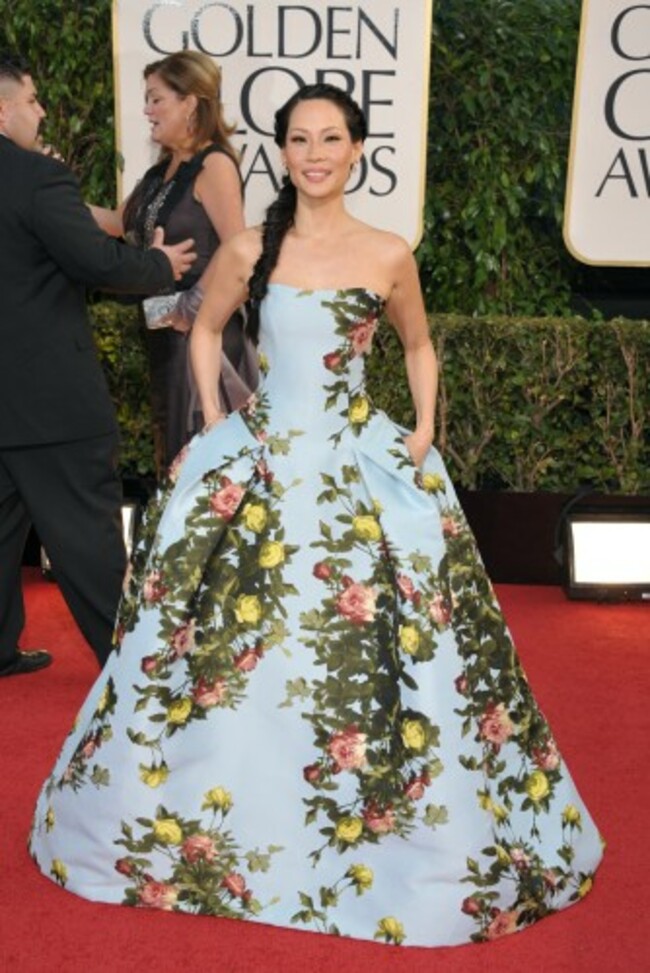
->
{"left": 30, "top": 286, "right": 603, "bottom": 947}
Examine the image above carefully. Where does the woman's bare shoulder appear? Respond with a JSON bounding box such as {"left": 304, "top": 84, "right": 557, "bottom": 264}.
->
{"left": 348, "top": 222, "right": 414, "bottom": 288}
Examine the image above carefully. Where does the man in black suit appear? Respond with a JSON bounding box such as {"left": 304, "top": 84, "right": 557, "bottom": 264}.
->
{"left": 0, "top": 52, "right": 196, "bottom": 677}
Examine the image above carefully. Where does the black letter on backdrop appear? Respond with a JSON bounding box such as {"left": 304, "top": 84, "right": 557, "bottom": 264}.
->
{"left": 596, "top": 149, "right": 638, "bottom": 196}
{"left": 144, "top": 1, "right": 188, "bottom": 54}
{"left": 611, "top": 5, "right": 650, "bottom": 60}
{"left": 604, "top": 69, "right": 650, "bottom": 139}
{"left": 192, "top": 3, "right": 243, "bottom": 58}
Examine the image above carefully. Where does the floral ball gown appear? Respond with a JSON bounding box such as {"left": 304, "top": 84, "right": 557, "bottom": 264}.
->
{"left": 30, "top": 285, "right": 603, "bottom": 947}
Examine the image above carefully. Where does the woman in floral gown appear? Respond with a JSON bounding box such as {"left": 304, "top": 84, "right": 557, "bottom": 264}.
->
{"left": 30, "top": 84, "right": 603, "bottom": 948}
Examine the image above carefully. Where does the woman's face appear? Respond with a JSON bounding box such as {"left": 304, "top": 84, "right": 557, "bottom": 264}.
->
{"left": 281, "top": 98, "right": 363, "bottom": 201}
{"left": 144, "top": 73, "right": 196, "bottom": 150}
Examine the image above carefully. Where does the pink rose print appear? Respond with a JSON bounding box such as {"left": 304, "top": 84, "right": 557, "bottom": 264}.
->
{"left": 441, "top": 515, "right": 462, "bottom": 538}
{"left": 396, "top": 573, "right": 416, "bottom": 601}
{"left": 181, "top": 834, "right": 217, "bottom": 864}
{"left": 532, "top": 739, "right": 560, "bottom": 771}
{"left": 403, "top": 772, "right": 430, "bottom": 801}
{"left": 323, "top": 351, "right": 343, "bottom": 371}
{"left": 170, "top": 619, "right": 196, "bottom": 659}
{"left": 167, "top": 444, "right": 189, "bottom": 484}
{"left": 221, "top": 872, "right": 251, "bottom": 902}
{"left": 428, "top": 592, "right": 452, "bottom": 626}
{"left": 336, "top": 582, "right": 377, "bottom": 625}
{"left": 349, "top": 317, "right": 377, "bottom": 356}
{"left": 114, "top": 858, "right": 134, "bottom": 877}
{"left": 209, "top": 478, "right": 244, "bottom": 521}
{"left": 80, "top": 736, "right": 97, "bottom": 759}
{"left": 454, "top": 673, "right": 469, "bottom": 695}
{"left": 510, "top": 847, "right": 531, "bottom": 870}
{"left": 313, "top": 561, "right": 332, "bottom": 581}
{"left": 461, "top": 896, "right": 481, "bottom": 916}
{"left": 143, "top": 570, "right": 168, "bottom": 604}
{"left": 141, "top": 655, "right": 158, "bottom": 675}
{"left": 328, "top": 726, "right": 368, "bottom": 771}
{"left": 255, "top": 457, "right": 274, "bottom": 486}
{"left": 362, "top": 802, "right": 396, "bottom": 834}
{"left": 486, "top": 909, "right": 518, "bottom": 940}
{"left": 192, "top": 676, "right": 227, "bottom": 709}
{"left": 478, "top": 701, "right": 514, "bottom": 747}
{"left": 138, "top": 880, "right": 178, "bottom": 910}
{"left": 303, "top": 763, "right": 321, "bottom": 784}
{"left": 234, "top": 646, "right": 262, "bottom": 672}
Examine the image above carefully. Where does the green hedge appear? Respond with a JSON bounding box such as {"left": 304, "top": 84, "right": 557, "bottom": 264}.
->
{"left": 91, "top": 304, "right": 650, "bottom": 494}
{"left": 367, "top": 315, "right": 650, "bottom": 494}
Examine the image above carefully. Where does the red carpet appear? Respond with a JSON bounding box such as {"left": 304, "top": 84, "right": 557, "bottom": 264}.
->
{"left": 2, "top": 569, "right": 648, "bottom": 972}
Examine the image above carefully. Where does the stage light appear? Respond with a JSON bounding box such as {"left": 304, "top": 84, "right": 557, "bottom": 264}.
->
{"left": 40, "top": 502, "right": 140, "bottom": 579}
{"left": 563, "top": 508, "right": 650, "bottom": 601}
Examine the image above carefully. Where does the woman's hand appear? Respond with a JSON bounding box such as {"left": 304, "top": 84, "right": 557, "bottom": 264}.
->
{"left": 404, "top": 428, "right": 433, "bottom": 468}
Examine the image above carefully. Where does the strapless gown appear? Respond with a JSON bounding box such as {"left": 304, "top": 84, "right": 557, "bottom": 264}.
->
{"left": 30, "top": 285, "right": 603, "bottom": 947}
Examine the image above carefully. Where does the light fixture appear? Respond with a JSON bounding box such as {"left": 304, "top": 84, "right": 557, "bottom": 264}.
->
{"left": 563, "top": 507, "right": 650, "bottom": 601}
{"left": 41, "top": 501, "right": 140, "bottom": 579}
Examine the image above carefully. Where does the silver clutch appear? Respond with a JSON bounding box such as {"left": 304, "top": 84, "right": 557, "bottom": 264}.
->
{"left": 142, "top": 293, "right": 179, "bottom": 329}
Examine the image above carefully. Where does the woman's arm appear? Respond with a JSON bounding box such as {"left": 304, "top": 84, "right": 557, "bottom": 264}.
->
{"left": 194, "top": 151, "right": 245, "bottom": 243}
{"left": 384, "top": 237, "right": 438, "bottom": 467}
{"left": 190, "top": 229, "right": 258, "bottom": 427}
{"left": 87, "top": 202, "right": 126, "bottom": 238}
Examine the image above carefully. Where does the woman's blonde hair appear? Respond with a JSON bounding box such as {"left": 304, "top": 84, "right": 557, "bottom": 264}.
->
{"left": 144, "top": 50, "right": 238, "bottom": 160}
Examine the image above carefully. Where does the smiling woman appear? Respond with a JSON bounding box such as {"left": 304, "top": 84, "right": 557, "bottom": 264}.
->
{"left": 31, "top": 82, "right": 603, "bottom": 950}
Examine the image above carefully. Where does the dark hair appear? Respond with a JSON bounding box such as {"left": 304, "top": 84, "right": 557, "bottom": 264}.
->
{"left": 144, "top": 50, "right": 237, "bottom": 161}
{"left": 0, "top": 52, "right": 30, "bottom": 85}
{"left": 246, "top": 83, "right": 367, "bottom": 343}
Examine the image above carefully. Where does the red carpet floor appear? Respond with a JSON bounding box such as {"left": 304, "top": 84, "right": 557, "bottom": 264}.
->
{"left": 1, "top": 569, "right": 649, "bottom": 972}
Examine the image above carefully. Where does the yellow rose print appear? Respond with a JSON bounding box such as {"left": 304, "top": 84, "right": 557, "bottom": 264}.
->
{"left": 563, "top": 804, "right": 582, "bottom": 827}
{"left": 51, "top": 859, "right": 68, "bottom": 886}
{"left": 242, "top": 502, "right": 267, "bottom": 533}
{"left": 335, "top": 816, "right": 363, "bottom": 843}
{"left": 401, "top": 719, "right": 426, "bottom": 751}
{"left": 234, "top": 594, "right": 262, "bottom": 625}
{"left": 259, "top": 541, "right": 285, "bottom": 569}
{"left": 352, "top": 515, "right": 382, "bottom": 542}
{"left": 95, "top": 684, "right": 110, "bottom": 715}
{"left": 45, "top": 807, "right": 55, "bottom": 832}
{"left": 375, "top": 916, "right": 405, "bottom": 945}
{"left": 492, "top": 803, "right": 509, "bottom": 823}
{"left": 525, "top": 770, "right": 550, "bottom": 802}
{"left": 578, "top": 876, "right": 593, "bottom": 898}
{"left": 153, "top": 818, "right": 183, "bottom": 845}
{"left": 348, "top": 395, "right": 369, "bottom": 425}
{"left": 346, "top": 863, "right": 374, "bottom": 891}
{"left": 422, "top": 472, "right": 445, "bottom": 494}
{"left": 139, "top": 763, "right": 170, "bottom": 788}
{"left": 167, "top": 698, "right": 192, "bottom": 725}
{"left": 202, "top": 786, "right": 233, "bottom": 812}
{"left": 399, "top": 624, "right": 420, "bottom": 655}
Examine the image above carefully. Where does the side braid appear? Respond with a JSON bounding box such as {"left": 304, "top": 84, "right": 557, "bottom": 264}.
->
{"left": 246, "top": 177, "right": 296, "bottom": 344}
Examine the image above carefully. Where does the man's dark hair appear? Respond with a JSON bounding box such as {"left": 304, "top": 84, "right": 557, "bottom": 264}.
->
{"left": 0, "top": 52, "right": 30, "bottom": 84}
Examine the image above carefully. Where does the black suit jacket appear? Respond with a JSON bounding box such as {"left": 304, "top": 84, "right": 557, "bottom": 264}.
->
{"left": 0, "top": 136, "right": 174, "bottom": 447}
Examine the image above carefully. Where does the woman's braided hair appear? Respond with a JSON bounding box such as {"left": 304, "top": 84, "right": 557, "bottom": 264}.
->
{"left": 246, "top": 83, "right": 367, "bottom": 343}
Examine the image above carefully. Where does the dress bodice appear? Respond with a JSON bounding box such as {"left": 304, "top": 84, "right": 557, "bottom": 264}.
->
{"left": 255, "top": 284, "right": 385, "bottom": 436}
